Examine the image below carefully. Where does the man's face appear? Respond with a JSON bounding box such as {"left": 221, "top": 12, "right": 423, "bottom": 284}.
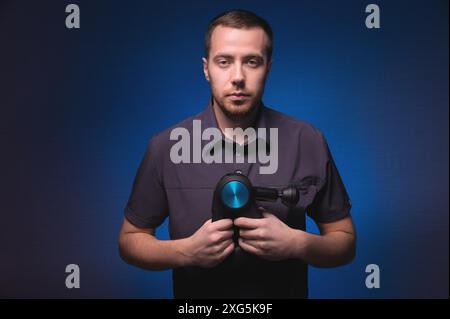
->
{"left": 203, "top": 25, "right": 272, "bottom": 119}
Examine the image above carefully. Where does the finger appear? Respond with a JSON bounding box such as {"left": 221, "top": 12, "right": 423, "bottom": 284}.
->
{"left": 216, "top": 230, "right": 234, "bottom": 242}
{"left": 219, "top": 241, "right": 235, "bottom": 260}
{"left": 241, "top": 238, "right": 264, "bottom": 249}
{"left": 257, "top": 206, "right": 277, "bottom": 218}
{"left": 207, "top": 230, "right": 233, "bottom": 247}
{"left": 262, "top": 212, "right": 275, "bottom": 219}
{"left": 206, "top": 231, "right": 231, "bottom": 247}
{"left": 217, "top": 239, "right": 233, "bottom": 252}
{"left": 234, "top": 217, "right": 263, "bottom": 229}
{"left": 206, "top": 237, "right": 230, "bottom": 254}
{"left": 239, "top": 228, "right": 264, "bottom": 240}
{"left": 239, "top": 238, "right": 262, "bottom": 256}
{"left": 209, "top": 239, "right": 231, "bottom": 255}
{"left": 202, "top": 219, "right": 212, "bottom": 226}
{"left": 212, "top": 218, "right": 234, "bottom": 230}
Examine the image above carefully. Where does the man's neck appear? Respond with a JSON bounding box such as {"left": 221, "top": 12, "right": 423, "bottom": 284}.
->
{"left": 212, "top": 99, "right": 260, "bottom": 145}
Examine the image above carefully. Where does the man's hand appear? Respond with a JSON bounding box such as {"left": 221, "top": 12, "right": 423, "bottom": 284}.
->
{"left": 234, "top": 208, "right": 305, "bottom": 261}
{"left": 185, "top": 218, "right": 235, "bottom": 268}
{"left": 235, "top": 208, "right": 356, "bottom": 267}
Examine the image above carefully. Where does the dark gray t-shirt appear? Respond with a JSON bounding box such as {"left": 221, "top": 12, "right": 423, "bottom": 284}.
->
{"left": 124, "top": 99, "right": 351, "bottom": 298}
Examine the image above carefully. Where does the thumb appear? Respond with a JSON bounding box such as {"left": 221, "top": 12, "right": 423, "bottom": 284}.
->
{"left": 262, "top": 211, "right": 275, "bottom": 219}
{"left": 202, "top": 219, "right": 212, "bottom": 227}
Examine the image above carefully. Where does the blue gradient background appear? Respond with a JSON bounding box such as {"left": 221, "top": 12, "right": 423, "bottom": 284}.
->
{"left": 0, "top": 0, "right": 448, "bottom": 298}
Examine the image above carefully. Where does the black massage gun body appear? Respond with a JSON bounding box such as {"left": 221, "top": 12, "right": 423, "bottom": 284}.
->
{"left": 211, "top": 171, "right": 300, "bottom": 222}
{"left": 212, "top": 172, "right": 261, "bottom": 221}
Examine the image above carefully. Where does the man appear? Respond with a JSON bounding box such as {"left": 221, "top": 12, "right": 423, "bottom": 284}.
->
{"left": 119, "top": 10, "right": 356, "bottom": 298}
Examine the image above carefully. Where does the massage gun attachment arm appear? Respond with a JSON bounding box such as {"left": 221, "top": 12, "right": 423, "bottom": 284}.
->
{"left": 253, "top": 186, "right": 300, "bottom": 208}
{"left": 253, "top": 187, "right": 278, "bottom": 202}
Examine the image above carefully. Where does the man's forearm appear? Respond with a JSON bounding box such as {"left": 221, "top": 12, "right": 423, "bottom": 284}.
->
{"left": 119, "top": 233, "right": 192, "bottom": 271}
{"left": 291, "top": 230, "right": 356, "bottom": 268}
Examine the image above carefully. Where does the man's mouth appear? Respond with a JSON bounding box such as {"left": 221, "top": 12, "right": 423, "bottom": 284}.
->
{"left": 228, "top": 92, "right": 251, "bottom": 97}
{"left": 227, "top": 92, "right": 251, "bottom": 101}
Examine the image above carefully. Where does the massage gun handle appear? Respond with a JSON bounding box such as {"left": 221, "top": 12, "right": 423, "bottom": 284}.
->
{"left": 240, "top": 203, "right": 263, "bottom": 219}
{"left": 212, "top": 202, "right": 263, "bottom": 222}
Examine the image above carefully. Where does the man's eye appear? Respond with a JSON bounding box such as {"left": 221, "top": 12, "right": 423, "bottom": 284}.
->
{"left": 247, "top": 60, "right": 261, "bottom": 67}
{"left": 218, "top": 60, "right": 229, "bottom": 67}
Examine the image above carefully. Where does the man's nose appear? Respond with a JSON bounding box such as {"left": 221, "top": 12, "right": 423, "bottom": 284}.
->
{"left": 231, "top": 64, "right": 245, "bottom": 88}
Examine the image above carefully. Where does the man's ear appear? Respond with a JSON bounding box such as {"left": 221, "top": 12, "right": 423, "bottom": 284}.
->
{"left": 202, "top": 57, "right": 210, "bottom": 82}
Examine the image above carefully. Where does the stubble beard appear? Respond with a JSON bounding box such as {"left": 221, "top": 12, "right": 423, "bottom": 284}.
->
{"left": 217, "top": 98, "right": 258, "bottom": 122}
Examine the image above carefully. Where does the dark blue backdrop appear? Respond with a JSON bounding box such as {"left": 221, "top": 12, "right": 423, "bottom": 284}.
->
{"left": 0, "top": 0, "right": 448, "bottom": 298}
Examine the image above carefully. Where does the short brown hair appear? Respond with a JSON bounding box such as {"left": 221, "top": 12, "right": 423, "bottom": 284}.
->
{"left": 204, "top": 10, "right": 273, "bottom": 60}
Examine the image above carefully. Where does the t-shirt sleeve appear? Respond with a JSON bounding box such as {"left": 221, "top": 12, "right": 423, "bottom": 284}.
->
{"left": 306, "top": 134, "right": 352, "bottom": 223}
{"left": 124, "top": 137, "right": 168, "bottom": 228}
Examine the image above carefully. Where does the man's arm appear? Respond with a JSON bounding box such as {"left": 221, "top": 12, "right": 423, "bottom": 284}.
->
{"left": 293, "top": 216, "right": 356, "bottom": 268}
{"left": 119, "top": 218, "right": 191, "bottom": 270}
{"left": 118, "top": 217, "right": 235, "bottom": 270}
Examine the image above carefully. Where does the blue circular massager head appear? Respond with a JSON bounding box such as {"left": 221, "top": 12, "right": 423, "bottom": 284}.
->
{"left": 221, "top": 180, "right": 250, "bottom": 209}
